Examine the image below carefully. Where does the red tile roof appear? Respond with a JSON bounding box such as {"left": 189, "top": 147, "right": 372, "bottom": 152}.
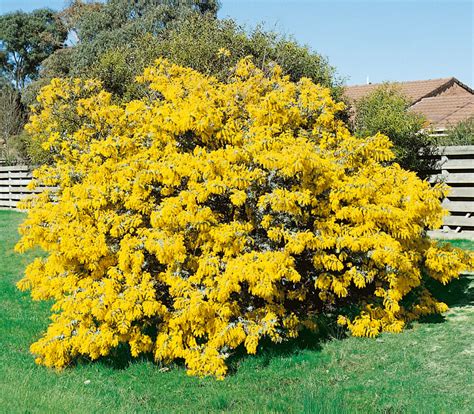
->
{"left": 344, "top": 78, "right": 455, "bottom": 104}
{"left": 410, "top": 95, "right": 474, "bottom": 129}
{"left": 344, "top": 77, "right": 474, "bottom": 130}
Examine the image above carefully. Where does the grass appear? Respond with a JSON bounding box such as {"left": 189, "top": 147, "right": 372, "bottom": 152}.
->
{"left": 1, "top": 209, "right": 473, "bottom": 413}
{"left": 444, "top": 238, "right": 474, "bottom": 251}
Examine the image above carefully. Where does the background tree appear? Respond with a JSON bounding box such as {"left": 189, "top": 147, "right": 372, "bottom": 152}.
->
{"left": 19, "top": 0, "right": 341, "bottom": 165}
{"left": 57, "top": 0, "right": 219, "bottom": 72}
{"left": 26, "top": 1, "right": 339, "bottom": 103}
{"left": 0, "top": 9, "right": 67, "bottom": 90}
{"left": 0, "top": 81, "right": 26, "bottom": 163}
{"left": 154, "top": 15, "right": 339, "bottom": 90}
{"left": 0, "top": 81, "right": 23, "bottom": 142}
{"left": 82, "top": 15, "right": 341, "bottom": 101}
{"left": 352, "top": 84, "right": 434, "bottom": 175}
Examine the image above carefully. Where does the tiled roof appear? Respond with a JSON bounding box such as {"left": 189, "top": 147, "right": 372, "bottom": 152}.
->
{"left": 410, "top": 95, "right": 474, "bottom": 129}
{"left": 344, "top": 77, "right": 474, "bottom": 130}
{"left": 344, "top": 78, "right": 454, "bottom": 104}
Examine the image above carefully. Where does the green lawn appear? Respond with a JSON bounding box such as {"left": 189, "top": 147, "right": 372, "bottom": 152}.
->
{"left": 1, "top": 209, "right": 473, "bottom": 413}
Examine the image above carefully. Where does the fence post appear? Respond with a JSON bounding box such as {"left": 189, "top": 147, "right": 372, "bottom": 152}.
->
{"left": 7, "top": 167, "right": 12, "bottom": 209}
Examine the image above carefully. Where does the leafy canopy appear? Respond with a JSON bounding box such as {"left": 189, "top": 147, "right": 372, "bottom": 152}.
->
{"left": 17, "top": 59, "right": 473, "bottom": 378}
{"left": 25, "top": 2, "right": 338, "bottom": 105}
{"left": 0, "top": 9, "right": 67, "bottom": 90}
{"left": 87, "top": 15, "right": 340, "bottom": 102}
{"left": 60, "top": 0, "right": 220, "bottom": 71}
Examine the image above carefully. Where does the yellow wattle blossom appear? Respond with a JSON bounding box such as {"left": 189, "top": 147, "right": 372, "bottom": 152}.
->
{"left": 16, "top": 58, "right": 474, "bottom": 379}
{"left": 217, "top": 47, "right": 231, "bottom": 58}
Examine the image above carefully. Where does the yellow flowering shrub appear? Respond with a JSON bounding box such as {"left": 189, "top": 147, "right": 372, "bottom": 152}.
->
{"left": 16, "top": 58, "right": 473, "bottom": 378}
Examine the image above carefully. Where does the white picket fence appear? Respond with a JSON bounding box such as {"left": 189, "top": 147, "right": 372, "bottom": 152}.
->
{"left": 1, "top": 146, "right": 473, "bottom": 239}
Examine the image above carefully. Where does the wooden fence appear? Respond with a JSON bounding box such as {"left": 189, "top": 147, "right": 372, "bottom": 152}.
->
{"left": 0, "top": 165, "right": 39, "bottom": 208}
{"left": 1, "top": 146, "right": 473, "bottom": 239}
{"left": 428, "top": 145, "right": 474, "bottom": 240}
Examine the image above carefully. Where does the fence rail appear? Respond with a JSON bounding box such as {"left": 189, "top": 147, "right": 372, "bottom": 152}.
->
{"left": 428, "top": 145, "right": 474, "bottom": 240}
{"left": 0, "top": 165, "right": 40, "bottom": 209}
{"left": 1, "top": 146, "right": 473, "bottom": 239}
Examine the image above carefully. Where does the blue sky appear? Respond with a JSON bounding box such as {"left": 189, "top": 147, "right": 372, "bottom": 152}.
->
{"left": 1, "top": 0, "right": 472, "bottom": 85}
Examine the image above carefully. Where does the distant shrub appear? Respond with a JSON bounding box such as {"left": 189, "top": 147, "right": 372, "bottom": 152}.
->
{"left": 431, "top": 116, "right": 474, "bottom": 146}
{"left": 352, "top": 84, "right": 435, "bottom": 175}
{"left": 16, "top": 59, "right": 473, "bottom": 378}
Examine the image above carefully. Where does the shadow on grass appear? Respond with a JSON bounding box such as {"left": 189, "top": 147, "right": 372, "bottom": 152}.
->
{"left": 78, "top": 315, "right": 344, "bottom": 375}
{"left": 225, "top": 326, "right": 333, "bottom": 375}
{"left": 420, "top": 273, "right": 474, "bottom": 324}
{"left": 78, "top": 344, "right": 155, "bottom": 370}
{"left": 429, "top": 273, "right": 474, "bottom": 308}
{"left": 75, "top": 275, "right": 474, "bottom": 373}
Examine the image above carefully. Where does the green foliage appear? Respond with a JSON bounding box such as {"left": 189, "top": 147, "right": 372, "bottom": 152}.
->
{"left": 0, "top": 80, "right": 27, "bottom": 163}
{"left": 156, "top": 15, "right": 339, "bottom": 91}
{"left": 0, "top": 9, "right": 67, "bottom": 90}
{"left": 29, "top": 3, "right": 339, "bottom": 102}
{"left": 90, "top": 47, "right": 145, "bottom": 100}
{"left": 69, "top": 0, "right": 219, "bottom": 40}
{"left": 432, "top": 116, "right": 474, "bottom": 146}
{"left": 0, "top": 80, "right": 53, "bottom": 165}
{"left": 21, "top": 48, "right": 75, "bottom": 109}
{"left": 1, "top": 135, "right": 25, "bottom": 165}
{"left": 82, "top": 15, "right": 340, "bottom": 102}
{"left": 0, "top": 8, "right": 62, "bottom": 164}
{"left": 0, "top": 81, "right": 24, "bottom": 140}
{"left": 63, "top": 0, "right": 219, "bottom": 72}
{"left": 353, "top": 83, "right": 435, "bottom": 175}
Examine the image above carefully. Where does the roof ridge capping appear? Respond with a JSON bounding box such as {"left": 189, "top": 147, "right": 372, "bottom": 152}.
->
{"left": 412, "top": 77, "right": 474, "bottom": 105}
{"left": 344, "top": 77, "right": 473, "bottom": 106}
{"left": 346, "top": 77, "right": 453, "bottom": 88}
